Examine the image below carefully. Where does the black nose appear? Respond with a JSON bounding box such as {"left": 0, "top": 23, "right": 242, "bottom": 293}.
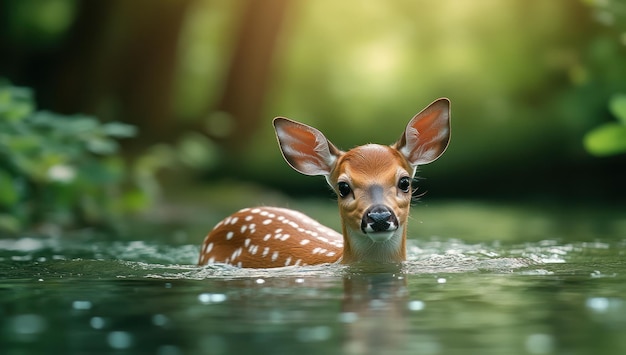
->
{"left": 361, "top": 205, "right": 398, "bottom": 233}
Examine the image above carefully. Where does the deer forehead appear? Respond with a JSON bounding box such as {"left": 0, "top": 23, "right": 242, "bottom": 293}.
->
{"left": 333, "top": 144, "right": 411, "bottom": 185}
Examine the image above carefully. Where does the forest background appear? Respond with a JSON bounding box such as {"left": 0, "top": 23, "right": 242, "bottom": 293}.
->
{"left": 0, "top": 0, "right": 625, "bottom": 235}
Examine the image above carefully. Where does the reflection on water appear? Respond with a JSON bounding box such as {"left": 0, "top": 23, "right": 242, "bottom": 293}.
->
{"left": 1, "top": 235, "right": 625, "bottom": 354}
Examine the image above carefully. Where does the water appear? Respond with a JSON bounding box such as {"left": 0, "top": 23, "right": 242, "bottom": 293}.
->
{"left": 1, "top": 204, "right": 626, "bottom": 354}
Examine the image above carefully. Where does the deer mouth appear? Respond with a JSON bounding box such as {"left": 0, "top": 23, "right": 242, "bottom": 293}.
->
{"left": 361, "top": 205, "right": 399, "bottom": 241}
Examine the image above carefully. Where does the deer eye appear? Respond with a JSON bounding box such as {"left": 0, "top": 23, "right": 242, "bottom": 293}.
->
{"left": 398, "top": 177, "right": 411, "bottom": 193}
{"left": 337, "top": 182, "right": 352, "bottom": 198}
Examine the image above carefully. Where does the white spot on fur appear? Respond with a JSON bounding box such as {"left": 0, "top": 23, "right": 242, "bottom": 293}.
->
{"left": 271, "top": 251, "right": 279, "bottom": 262}
{"left": 249, "top": 245, "right": 258, "bottom": 255}
{"left": 204, "top": 242, "right": 213, "bottom": 254}
{"left": 231, "top": 248, "right": 243, "bottom": 261}
{"left": 263, "top": 234, "right": 271, "bottom": 241}
{"left": 251, "top": 208, "right": 261, "bottom": 214}
{"left": 300, "top": 239, "right": 310, "bottom": 246}
{"left": 244, "top": 238, "right": 251, "bottom": 247}
{"left": 262, "top": 219, "right": 272, "bottom": 225}
{"left": 226, "top": 231, "right": 234, "bottom": 240}
{"left": 285, "top": 256, "right": 292, "bottom": 266}
{"left": 262, "top": 247, "right": 270, "bottom": 257}
{"left": 245, "top": 215, "right": 253, "bottom": 222}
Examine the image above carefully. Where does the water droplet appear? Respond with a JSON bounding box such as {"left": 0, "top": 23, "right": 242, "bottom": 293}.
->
{"left": 90, "top": 317, "right": 106, "bottom": 329}
{"left": 198, "top": 293, "right": 227, "bottom": 304}
{"left": 107, "top": 331, "right": 133, "bottom": 349}
{"left": 10, "top": 314, "right": 47, "bottom": 336}
{"left": 437, "top": 278, "right": 447, "bottom": 284}
{"left": 408, "top": 300, "right": 425, "bottom": 311}
{"left": 255, "top": 278, "right": 265, "bottom": 284}
{"left": 198, "top": 293, "right": 211, "bottom": 303}
{"left": 586, "top": 297, "right": 610, "bottom": 312}
{"left": 72, "top": 300, "right": 92, "bottom": 310}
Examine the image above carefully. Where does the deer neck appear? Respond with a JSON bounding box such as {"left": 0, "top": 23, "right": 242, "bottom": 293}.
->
{"left": 340, "top": 223, "right": 407, "bottom": 264}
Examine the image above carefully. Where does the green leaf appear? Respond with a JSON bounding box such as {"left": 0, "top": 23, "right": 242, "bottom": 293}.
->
{"left": 0, "top": 169, "right": 18, "bottom": 206}
{"left": 0, "top": 84, "right": 35, "bottom": 122}
{"left": 102, "top": 122, "right": 137, "bottom": 138}
{"left": 609, "top": 94, "right": 626, "bottom": 124}
{"left": 0, "top": 101, "right": 33, "bottom": 122}
{"left": 176, "top": 132, "right": 219, "bottom": 170}
{"left": 86, "top": 137, "right": 118, "bottom": 155}
{"left": 2, "top": 134, "right": 40, "bottom": 153}
{"left": 119, "top": 188, "right": 150, "bottom": 213}
{"left": 66, "top": 115, "right": 100, "bottom": 134}
{"left": 0, "top": 213, "right": 21, "bottom": 234}
{"left": 0, "top": 79, "right": 152, "bottom": 231}
{"left": 583, "top": 122, "right": 626, "bottom": 156}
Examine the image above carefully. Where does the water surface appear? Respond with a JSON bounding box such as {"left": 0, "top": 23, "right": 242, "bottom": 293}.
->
{"left": 1, "top": 202, "right": 625, "bottom": 354}
{"left": 1, "top": 238, "right": 625, "bottom": 354}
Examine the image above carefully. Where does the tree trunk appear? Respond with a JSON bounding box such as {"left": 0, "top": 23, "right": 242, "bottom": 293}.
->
{"left": 208, "top": 0, "right": 291, "bottom": 154}
{"left": 53, "top": 0, "right": 193, "bottom": 150}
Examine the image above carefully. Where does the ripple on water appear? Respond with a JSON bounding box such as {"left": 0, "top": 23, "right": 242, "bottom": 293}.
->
{"left": 1, "top": 237, "right": 623, "bottom": 280}
{"left": 8, "top": 314, "right": 47, "bottom": 340}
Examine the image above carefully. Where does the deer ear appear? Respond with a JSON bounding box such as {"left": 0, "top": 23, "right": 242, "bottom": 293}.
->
{"left": 273, "top": 117, "right": 342, "bottom": 177}
{"left": 394, "top": 98, "right": 451, "bottom": 168}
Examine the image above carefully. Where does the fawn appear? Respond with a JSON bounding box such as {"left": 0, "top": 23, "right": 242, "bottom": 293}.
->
{"left": 198, "top": 98, "right": 450, "bottom": 268}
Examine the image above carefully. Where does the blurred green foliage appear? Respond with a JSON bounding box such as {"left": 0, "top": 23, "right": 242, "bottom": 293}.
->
{"left": 0, "top": 79, "right": 151, "bottom": 235}
{"left": 584, "top": 94, "right": 626, "bottom": 156}
{"left": 1, "top": 0, "right": 626, "bottom": 205}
